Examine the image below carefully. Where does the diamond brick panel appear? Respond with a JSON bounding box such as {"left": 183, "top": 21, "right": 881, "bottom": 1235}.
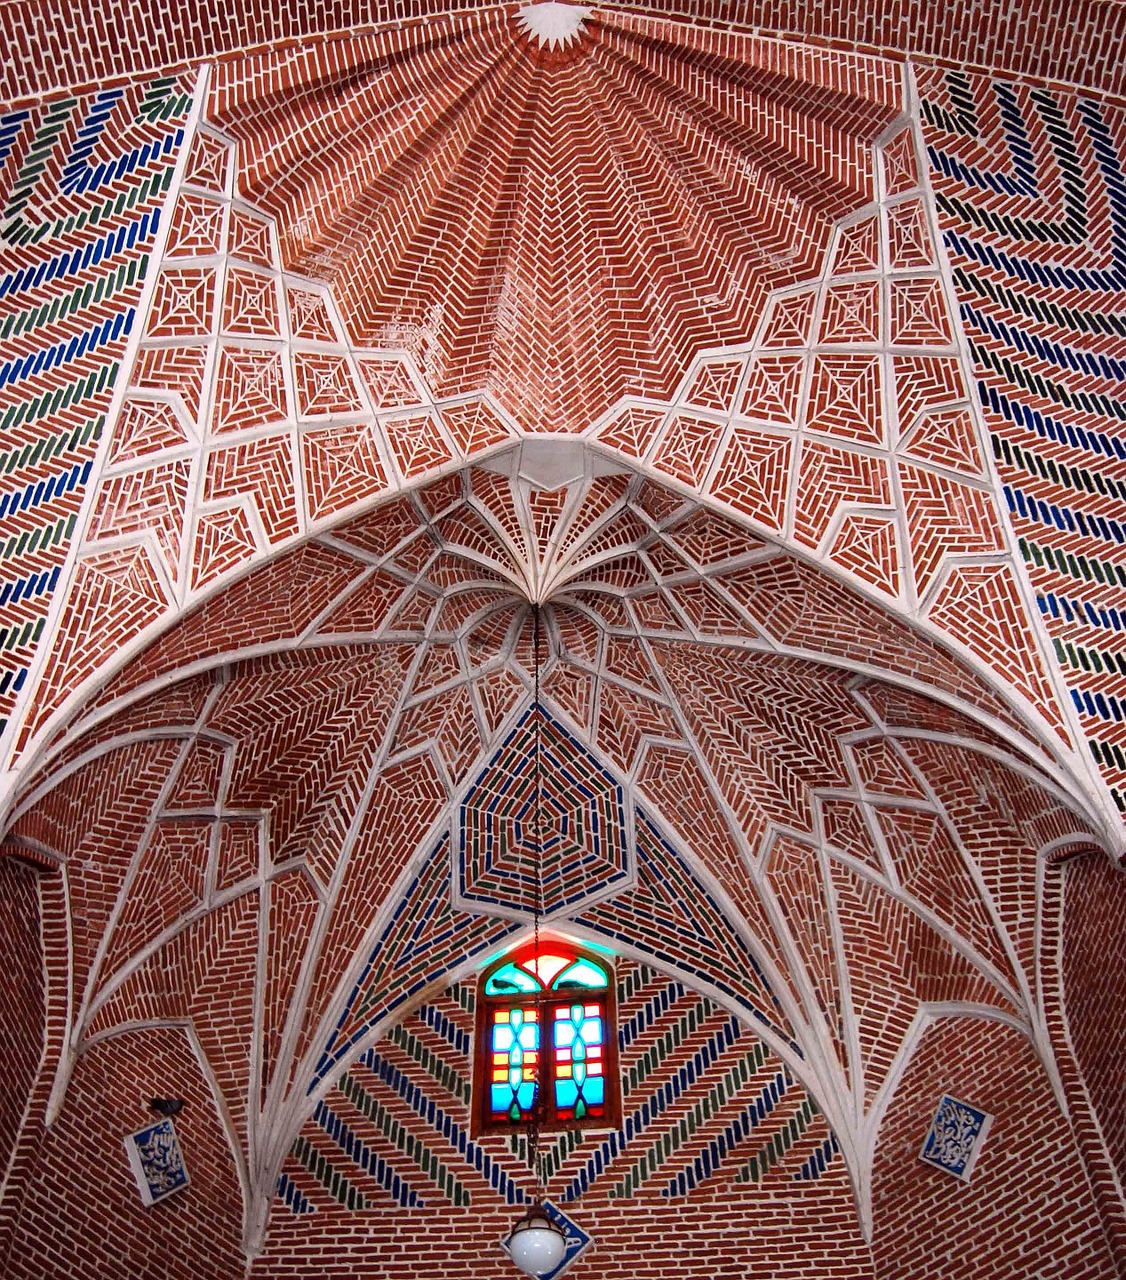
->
{"left": 210, "top": 15, "right": 898, "bottom": 437}
{"left": 921, "top": 67, "right": 1126, "bottom": 816}
{"left": 17, "top": 118, "right": 523, "bottom": 768}
{"left": 586, "top": 113, "right": 1073, "bottom": 766}
{"left": 457, "top": 703, "right": 631, "bottom": 919}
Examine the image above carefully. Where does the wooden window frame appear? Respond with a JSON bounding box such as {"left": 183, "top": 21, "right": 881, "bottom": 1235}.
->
{"left": 472, "top": 943, "right": 621, "bottom": 1138}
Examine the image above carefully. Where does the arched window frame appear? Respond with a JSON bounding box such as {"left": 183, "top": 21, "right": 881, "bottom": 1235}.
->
{"left": 473, "top": 941, "right": 621, "bottom": 1137}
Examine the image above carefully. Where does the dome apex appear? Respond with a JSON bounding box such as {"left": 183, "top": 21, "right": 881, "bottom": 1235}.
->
{"left": 514, "top": 2, "right": 592, "bottom": 49}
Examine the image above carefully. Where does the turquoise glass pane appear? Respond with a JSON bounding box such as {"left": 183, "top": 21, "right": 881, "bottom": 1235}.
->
{"left": 489, "top": 1007, "right": 540, "bottom": 1122}
{"left": 585, "top": 1077, "right": 605, "bottom": 1105}
{"left": 485, "top": 963, "right": 542, "bottom": 995}
{"left": 580, "top": 1016, "right": 602, "bottom": 1045}
{"left": 551, "top": 959, "right": 608, "bottom": 990}
{"left": 553, "top": 1019, "right": 575, "bottom": 1048}
{"left": 555, "top": 1078, "right": 578, "bottom": 1109}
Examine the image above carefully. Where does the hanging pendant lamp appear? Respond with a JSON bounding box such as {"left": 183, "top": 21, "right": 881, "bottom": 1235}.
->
{"left": 506, "top": 1201, "right": 568, "bottom": 1276}
{"left": 504, "top": 606, "right": 570, "bottom": 1277}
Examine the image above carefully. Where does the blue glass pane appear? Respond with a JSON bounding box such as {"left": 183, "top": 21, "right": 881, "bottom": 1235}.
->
{"left": 486, "top": 963, "right": 542, "bottom": 995}
{"left": 555, "top": 1078, "right": 578, "bottom": 1109}
{"left": 585, "top": 1076, "right": 605, "bottom": 1105}
{"left": 551, "top": 959, "right": 608, "bottom": 990}
{"left": 580, "top": 1017, "right": 602, "bottom": 1045}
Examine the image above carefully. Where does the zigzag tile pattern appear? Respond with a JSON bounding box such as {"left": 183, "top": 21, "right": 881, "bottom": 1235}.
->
{"left": 278, "top": 965, "right": 839, "bottom": 1220}
{"left": 20, "top": 119, "right": 520, "bottom": 763}
{"left": 921, "top": 70, "right": 1126, "bottom": 811}
{"left": 13, "top": 84, "right": 1082, "bottom": 808}
{"left": 588, "top": 114, "right": 1067, "bottom": 753}
{"left": 0, "top": 76, "right": 192, "bottom": 741}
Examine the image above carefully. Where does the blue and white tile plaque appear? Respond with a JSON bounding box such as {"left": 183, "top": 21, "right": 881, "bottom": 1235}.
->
{"left": 919, "top": 1094, "right": 993, "bottom": 1181}
{"left": 124, "top": 1117, "right": 190, "bottom": 1206}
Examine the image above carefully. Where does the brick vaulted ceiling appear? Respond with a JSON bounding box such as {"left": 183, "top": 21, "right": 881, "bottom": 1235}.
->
{"left": 2, "top": 3, "right": 1126, "bottom": 1274}
{"left": 6, "top": 456, "right": 1111, "bottom": 1248}
{"left": 208, "top": 12, "right": 900, "bottom": 435}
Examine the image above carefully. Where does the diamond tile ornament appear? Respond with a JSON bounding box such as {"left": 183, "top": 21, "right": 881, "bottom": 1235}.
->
{"left": 500, "top": 1199, "right": 592, "bottom": 1279}
{"left": 919, "top": 1094, "right": 994, "bottom": 1181}
{"left": 455, "top": 703, "right": 632, "bottom": 920}
{"left": 123, "top": 1117, "right": 190, "bottom": 1206}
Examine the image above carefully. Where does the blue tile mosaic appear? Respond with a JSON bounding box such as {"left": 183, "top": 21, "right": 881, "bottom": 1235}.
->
{"left": 919, "top": 1094, "right": 993, "bottom": 1181}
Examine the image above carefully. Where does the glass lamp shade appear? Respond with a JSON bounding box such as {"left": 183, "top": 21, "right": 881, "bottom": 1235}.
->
{"left": 506, "top": 1206, "right": 568, "bottom": 1276}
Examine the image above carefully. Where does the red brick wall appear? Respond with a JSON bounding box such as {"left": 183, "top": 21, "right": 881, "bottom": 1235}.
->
{"left": 1062, "top": 855, "right": 1126, "bottom": 1200}
{"left": 0, "top": 860, "right": 43, "bottom": 1175}
{"left": 0, "top": 1026, "right": 246, "bottom": 1280}
{"left": 256, "top": 968, "right": 877, "bottom": 1279}
{"left": 870, "top": 1016, "right": 1117, "bottom": 1279}
{"left": 257, "top": 1196, "right": 873, "bottom": 1280}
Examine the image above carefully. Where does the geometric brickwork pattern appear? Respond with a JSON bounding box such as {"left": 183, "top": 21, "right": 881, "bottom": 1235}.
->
{"left": 456, "top": 703, "right": 631, "bottom": 919}
{"left": 10, "top": 116, "right": 519, "bottom": 766}
{"left": 4, "top": 473, "right": 1105, "bottom": 1244}
{"left": 38, "top": 454, "right": 1083, "bottom": 799}
{"left": 4, "top": 0, "right": 1122, "bottom": 108}
{"left": 4, "top": 96, "right": 1103, "bottom": 848}
{"left": 921, "top": 69, "right": 1126, "bottom": 816}
{"left": 1, "top": 12, "right": 1124, "bottom": 1276}
{"left": 278, "top": 966, "right": 840, "bottom": 1225}
{"left": 0, "top": 74, "right": 193, "bottom": 742}
{"left": 208, "top": 14, "right": 902, "bottom": 436}
{"left": 588, "top": 115, "right": 1075, "bottom": 767}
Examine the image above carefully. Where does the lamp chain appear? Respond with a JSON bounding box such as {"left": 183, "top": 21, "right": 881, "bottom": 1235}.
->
{"left": 529, "top": 603, "right": 546, "bottom": 1198}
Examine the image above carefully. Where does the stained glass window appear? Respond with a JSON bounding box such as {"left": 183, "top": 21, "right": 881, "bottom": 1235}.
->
{"left": 476, "top": 943, "right": 617, "bottom": 1133}
{"left": 552, "top": 1003, "right": 605, "bottom": 1120}
{"left": 490, "top": 1006, "right": 539, "bottom": 1122}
